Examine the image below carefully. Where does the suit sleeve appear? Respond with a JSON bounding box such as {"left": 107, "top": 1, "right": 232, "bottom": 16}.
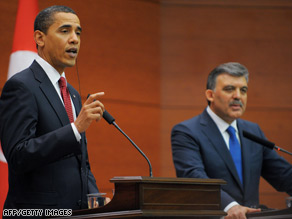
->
{"left": 87, "top": 164, "right": 99, "bottom": 194}
{"left": 0, "top": 77, "right": 82, "bottom": 174}
{"left": 171, "top": 123, "right": 236, "bottom": 209}
{"left": 82, "top": 136, "right": 99, "bottom": 194}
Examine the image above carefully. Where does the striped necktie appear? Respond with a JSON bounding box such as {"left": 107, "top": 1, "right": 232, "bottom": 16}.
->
{"left": 59, "top": 77, "right": 74, "bottom": 123}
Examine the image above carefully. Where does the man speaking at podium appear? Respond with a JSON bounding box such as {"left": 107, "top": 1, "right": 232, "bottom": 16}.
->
{"left": 0, "top": 5, "right": 105, "bottom": 212}
{"left": 171, "top": 62, "right": 292, "bottom": 219}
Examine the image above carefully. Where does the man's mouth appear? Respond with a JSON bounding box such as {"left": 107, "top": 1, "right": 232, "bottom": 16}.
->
{"left": 230, "top": 104, "right": 241, "bottom": 109}
{"left": 66, "top": 48, "right": 78, "bottom": 58}
{"left": 229, "top": 100, "right": 243, "bottom": 109}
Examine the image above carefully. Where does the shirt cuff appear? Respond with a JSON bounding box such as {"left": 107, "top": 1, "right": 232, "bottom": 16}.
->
{"left": 71, "top": 123, "right": 81, "bottom": 142}
{"left": 224, "top": 201, "right": 239, "bottom": 212}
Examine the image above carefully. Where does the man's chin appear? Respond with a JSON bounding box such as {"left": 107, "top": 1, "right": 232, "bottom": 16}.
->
{"left": 64, "top": 60, "right": 77, "bottom": 68}
{"left": 230, "top": 111, "right": 244, "bottom": 120}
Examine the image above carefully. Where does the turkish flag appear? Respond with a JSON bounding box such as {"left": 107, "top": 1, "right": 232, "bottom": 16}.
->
{"left": 7, "top": 0, "right": 39, "bottom": 79}
{"left": 1, "top": 0, "right": 38, "bottom": 216}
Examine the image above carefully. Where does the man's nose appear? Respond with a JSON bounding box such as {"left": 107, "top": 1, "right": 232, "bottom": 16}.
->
{"left": 233, "top": 89, "right": 241, "bottom": 98}
{"left": 69, "top": 32, "right": 79, "bottom": 44}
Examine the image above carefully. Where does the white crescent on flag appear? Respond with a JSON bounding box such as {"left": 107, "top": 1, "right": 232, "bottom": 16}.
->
{"left": 7, "top": 50, "right": 38, "bottom": 80}
{"left": 0, "top": 149, "right": 6, "bottom": 163}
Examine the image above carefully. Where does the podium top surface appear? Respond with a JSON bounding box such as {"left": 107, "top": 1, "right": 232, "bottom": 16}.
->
{"left": 110, "top": 176, "right": 226, "bottom": 185}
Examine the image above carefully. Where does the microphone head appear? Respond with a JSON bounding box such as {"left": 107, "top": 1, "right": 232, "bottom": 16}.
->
{"left": 243, "top": 130, "right": 275, "bottom": 150}
{"left": 103, "top": 110, "right": 115, "bottom": 124}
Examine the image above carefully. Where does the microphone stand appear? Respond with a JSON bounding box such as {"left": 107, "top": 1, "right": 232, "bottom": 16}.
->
{"left": 111, "top": 121, "right": 153, "bottom": 177}
{"left": 103, "top": 110, "right": 153, "bottom": 177}
{"left": 274, "top": 146, "right": 292, "bottom": 156}
{"left": 87, "top": 94, "right": 153, "bottom": 177}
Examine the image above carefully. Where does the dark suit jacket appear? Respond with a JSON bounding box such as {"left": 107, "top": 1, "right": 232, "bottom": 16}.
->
{"left": 0, "top": 61, "right": 98, "bottom": 210}
{"left": 171, "top": 109, "right": 292, "bottom": 209}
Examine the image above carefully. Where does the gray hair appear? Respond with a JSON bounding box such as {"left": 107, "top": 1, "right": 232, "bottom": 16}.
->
{"left": 34, "top": 5, "right": 76, "bottom": 34}
{"left": 206, "top": 62, "right": 249, "bottom": 90}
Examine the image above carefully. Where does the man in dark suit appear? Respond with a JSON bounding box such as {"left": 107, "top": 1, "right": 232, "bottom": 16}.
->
{"left": 0, "top": 6, "right": 105, "bottom": 212}
{"left": 171, "top": 62, "right": 292, "bottom": 218}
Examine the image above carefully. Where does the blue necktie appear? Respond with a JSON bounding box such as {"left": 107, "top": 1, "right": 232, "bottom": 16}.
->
{"left": 227, "top": 126, "right": 243, "bottom": 184}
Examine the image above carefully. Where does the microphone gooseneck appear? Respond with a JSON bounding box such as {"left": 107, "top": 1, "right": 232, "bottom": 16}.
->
{"left": 243, "top": 130, "right": 292, "bottom": 156}
{"left": 103, "top": 110, "right": 153, "bottom": 177}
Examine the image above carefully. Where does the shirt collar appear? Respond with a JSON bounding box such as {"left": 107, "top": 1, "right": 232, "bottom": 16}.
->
{"left": 206, "top": 106, "right": 238, "bottom": 134}
{"left": 35, "top": 56, "right": 66, "bottom": 86}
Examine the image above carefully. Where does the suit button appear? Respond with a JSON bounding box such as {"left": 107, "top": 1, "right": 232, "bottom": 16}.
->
{"left": 77, "top": 200, "right": 81, "bottom": 206}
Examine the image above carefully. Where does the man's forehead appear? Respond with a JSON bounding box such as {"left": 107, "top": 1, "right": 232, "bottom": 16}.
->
{"left": 217, "top": 73, "right": 247, "bottom": 85}
{"left": 218, "top": 73, "right": 246, "bottom": 80}
{"left": 53, "top": 12, "right": 81, "bottom": 27}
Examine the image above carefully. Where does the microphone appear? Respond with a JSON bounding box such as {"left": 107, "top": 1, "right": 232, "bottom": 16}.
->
{"left": 243, "top": 130, "right": 292, "bottom": 156}
{"left": 242, "top": 131, "right": 275, "bottom": 150}
{"left": 102, "top": 110, "right": 153, "bottom": 177}
{"left": 103, "top": 110, "right": 115, "bottom": 125}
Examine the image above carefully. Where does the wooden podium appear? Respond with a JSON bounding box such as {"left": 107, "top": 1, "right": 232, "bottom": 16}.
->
{"left": 69, "top": 176, "right": 227, "bottom": 218}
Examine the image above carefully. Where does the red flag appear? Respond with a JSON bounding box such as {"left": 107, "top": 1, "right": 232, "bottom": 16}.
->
{"left": 7, "top": 0, "right": 38, "bottom": 79}
{"left": 1, "top": 0, "right": 38, "bottom": 216}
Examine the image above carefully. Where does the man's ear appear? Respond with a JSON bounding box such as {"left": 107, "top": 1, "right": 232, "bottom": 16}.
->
{"left": 205, "top": 89, "right": 214, "bottom": 103}
{"left": 34, "top": 30, "right": 45, "bottom": 48}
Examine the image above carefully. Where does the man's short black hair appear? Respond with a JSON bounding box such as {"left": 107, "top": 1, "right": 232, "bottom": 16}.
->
{"left": 34, "top": 5, "right": 76, "bottom": 34}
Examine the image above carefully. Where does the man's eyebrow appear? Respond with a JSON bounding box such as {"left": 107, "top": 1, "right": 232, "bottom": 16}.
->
{"left": 59, "top": 24, "right": 82, "bottom": 32}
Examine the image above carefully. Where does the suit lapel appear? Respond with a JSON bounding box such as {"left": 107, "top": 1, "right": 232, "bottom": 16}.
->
{"left": 67, "top": 85, "right": 81, "bottom": 116}
{"left": 200, "top": 110, "right": 244, "bottom": 191}
{"left": 31, "top": 61, "right": 70, "bottom": 126}
{"left": 237, "top": 120, "right": 251, "bottom": 193}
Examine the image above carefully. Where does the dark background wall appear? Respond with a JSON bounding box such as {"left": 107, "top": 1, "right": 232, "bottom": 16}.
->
{"left": 0, "top": 0, "right": 291, "bottom": 209}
